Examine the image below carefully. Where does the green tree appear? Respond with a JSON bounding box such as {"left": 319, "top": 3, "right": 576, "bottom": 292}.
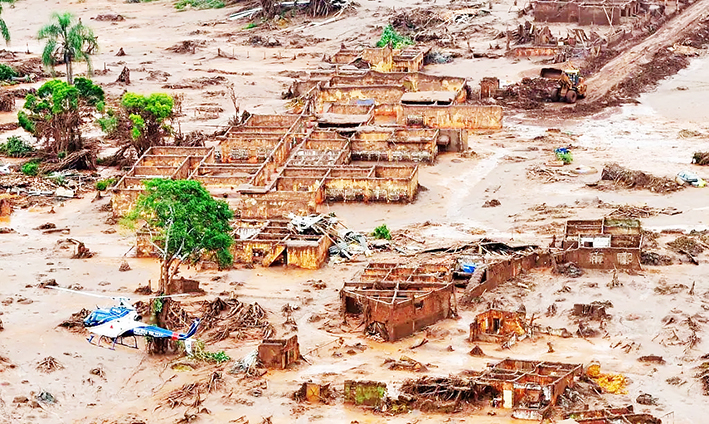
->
{"left": 38, "top": 12, "right": 98, "bottom": 85}
{"left": 120, "top": 92, "right": 174, "bottom": 155}
{"left": 0, "top": 0, "right": 14, "bottom": 45}
{"left": 18, "top": 78, "right": 104, "bottom": 154}
{"left": 126, "top": 179, "right": 234, "bottom": 293}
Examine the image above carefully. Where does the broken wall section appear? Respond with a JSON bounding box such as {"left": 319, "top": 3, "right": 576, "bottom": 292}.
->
{"left": 342, "top": 263, "right": 457, "bottom": 341}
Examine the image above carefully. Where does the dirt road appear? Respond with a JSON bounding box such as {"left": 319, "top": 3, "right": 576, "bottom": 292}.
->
{"left": 585, "top": 0, "right": 709, "bottom": 101}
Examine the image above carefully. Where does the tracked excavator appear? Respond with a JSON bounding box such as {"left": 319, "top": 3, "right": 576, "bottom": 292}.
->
{"left": 541, "top": 67, "right": 587, "bottom": 104}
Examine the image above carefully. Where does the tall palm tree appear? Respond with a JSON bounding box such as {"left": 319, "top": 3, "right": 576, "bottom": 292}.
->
{"left": 38, "top": 12, "right": 98, "bottom": 84}
{"left": 0, "top": 0, "right": 14, "bottom": 44}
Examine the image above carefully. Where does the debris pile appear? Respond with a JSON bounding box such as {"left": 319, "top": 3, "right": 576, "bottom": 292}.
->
{"left": 640, "top": 251, "right": 673, "bottom": 266}
{"left": 58, "top": 308, "right": 91, "bottom": 332}
{"left": 39, "top": 149, "right": 96, "bottom": 173}
{"left": 400, "top": 376, "right": 473, "bottom": 411}
{"left": 231, "top": 350, "right": 259, "bottom": 376}
{"left": 556, "top": 261, "right": 583, "bottom": 277}
{"left": 247, "top": 35, "right": 281, "bottom": 47}
{"left": 93, "top": 14, "right": 125, "bottom": 21}
{"left": 119, "top": 260, "right": 131, "bottom": 272}
{"left": 163, "top": 76, "right": 227, "bottom": 90}
{"left": 693, "top": 152, "right": 709, "bottom": 165}
{"left": 199, "top": 296, "right": 274, "bottom": 342}
{"left": 600, "top": 163, "right": 683, "bottom": 193}
{"left": 36, "top": 356, "right": 64, "bottom": 373}
{"left": 499, "top": 78, "right": 558, "bottom": 109}
{"left": 164, "top": 371, "right": 223, "bottom": 409}
{"left": 656, "top": 313, "right": 700, "bottom": 352}
{"left": 287, "top": 213, "right": 370, "bottom": 260}
{"left": 526, "top": 165, "right": 576, "bottom": 183}
{"left": 0, "top": 174, "right": 58, "bottom": 194}
{"left": 390, "top": 8, "right": 445, "bottom": 42}
{"left": 66, "top": 238, "right": 95, "bottom": 259}
{"left": 606, "top": 204, "right": 681, "bottom": 218}
{"left": 384, "top": 356, "right": 428, "bottom": 372}
{"left": 166, "top": 40, "right": 206, "bottom": 54}
{"left": 667, "top": 235, "right": 705, "bottom": 256}
{"left": 696, "top": 360, "right": 709, "bottom": 395}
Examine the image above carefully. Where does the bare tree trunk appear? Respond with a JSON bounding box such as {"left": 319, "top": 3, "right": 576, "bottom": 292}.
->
{"left": 261, "top": 0, "right": 278, "bottom": 18}
{"left": 159, "top": 256, "right": 182, "bottom": 294}
{"left": 65, "top": 51, "right": 73, "bottom": 85}
{"left": 159, "top": 258, "right": 169, "bottom": 293}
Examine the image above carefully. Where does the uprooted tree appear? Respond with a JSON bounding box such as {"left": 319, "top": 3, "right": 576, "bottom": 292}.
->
{"left": 259, "top": 0, "right": 347, "bottom": 18}
{"left": 18, "top": 78, "right": 104, "bottom": 164}
{"left": 125, "top": 179, "right": 234, "bottom": 294}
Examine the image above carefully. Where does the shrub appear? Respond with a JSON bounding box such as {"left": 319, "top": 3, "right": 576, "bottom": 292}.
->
{"left": 0, "top": 136, "right": 34, "bottom": 157}
{"left": 21, "top": 161, "right": 39, "bottom": 176}
{"left": 372, "top": 224, "right": 392, "bottom": 240}
{"left": 97, "top": 114, "right": 118, "bottom": 136}
{"left": 189, "top": 340, "right": 230, "bottom": 363}
{"left": 174, "top": 0, "right": 225, "bottom": 9}
{"left": 17, "top": 110, "right": 35, "bottom": 134}
{"left": 376, "top": 24, "right": 413, "bottom": 49}
{"left": 50, "top": 175, "right": 67, "bottom": 185}
{"left": 95, "top": 178, "right": 116, "bottom": 191}
{"left": 0, "top": 64, "right": 17, "bottom": 81}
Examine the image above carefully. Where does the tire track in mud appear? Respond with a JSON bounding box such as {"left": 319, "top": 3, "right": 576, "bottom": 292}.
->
{"left": 444, "top": 149, "right": 508, "bottom": 223}
{"left": 585, "top": 0, "right": 709, "bottom": 102}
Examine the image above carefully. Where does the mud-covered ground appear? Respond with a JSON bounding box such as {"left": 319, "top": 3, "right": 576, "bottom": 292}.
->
{"left": 1, "top": 0, "right": 709, "bottom": 423}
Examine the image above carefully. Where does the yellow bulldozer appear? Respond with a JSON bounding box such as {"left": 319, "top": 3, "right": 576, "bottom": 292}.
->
{"left": 541, "top": 67, "right": 587, "bottom": 104}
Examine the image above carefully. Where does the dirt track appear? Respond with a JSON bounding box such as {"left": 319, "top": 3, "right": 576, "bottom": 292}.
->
{"left": 585, "top": 0, "right": 709, "bottom": 101}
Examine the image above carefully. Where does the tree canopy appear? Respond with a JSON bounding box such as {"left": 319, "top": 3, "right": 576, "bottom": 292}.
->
{"left": 0, "top": 0, "right": 14, "bottom": 44}
{"left": 121, "top": 92, "right": 174, "bottom": 152}
{"left": 127, "top": 179, "right": 234, "bottom": 293}
{"left": 38, "top": 12, "right": 98, "bottom": 84}
{"left": 18, "top": 77, "right": 104, "bottom": 155}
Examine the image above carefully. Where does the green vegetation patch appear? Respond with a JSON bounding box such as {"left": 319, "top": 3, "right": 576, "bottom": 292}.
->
{"left": 175, "top": 0, "right": 225, "bottom": 10}
{"left": 376, "top": 24, "right": 413, "bottom": 50}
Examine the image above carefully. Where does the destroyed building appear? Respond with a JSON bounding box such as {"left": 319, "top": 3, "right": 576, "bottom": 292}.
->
{"left": 136, "top": 212, "right": 366, "bottom": 270}
{"left": 561, "top": 218, "right": 642, "bottom": 270}
{"left": 112, "top": 120, "right": 422, "bottom": 219}
{"left": 566, "top": 405, "right": 662, "bottom": 423}
{"left": 112, "top": 49, "right": 507, "bottom": 219}
{"left": 459, "top": 240, "right": 558, "bottom": 301}
{"left": 329, "top": 45, "right": 427, "bottom": 73}
{"left": 258, "top": 335, "right": 300, "bottom": 369}
{"left": 469, "top": 307, "right": 572, "bottom": 347}
{"left": 469, "top": 309, "right": 527, "bottom": 343}
{"left": 401, "top": 359, "right": 583, "bottom": 419}
{"left": 113, "top": 47, "right": 507, "bottom": 270}
{"left": 295, "top": 68, "right": 502, "bottom": 134}
{"left": 476, "top": 359, "right": 582, "bottom": 419}
{"left": 230, "top": 218, "right": 333, "bottom": 269}
{"left": 341, "top": 262, "right": 457, "bottom": 341}
{"left": 533, "top": 0, "right": 641, "bottom": 25}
